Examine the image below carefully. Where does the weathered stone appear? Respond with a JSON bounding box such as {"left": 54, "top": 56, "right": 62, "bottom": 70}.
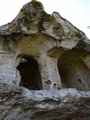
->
{"left": 0, "top": 83, "right": 90, "bottom": 120}
{"left": 0, "top": 0, "right": 90, "bottom": 119}
{"left": 0, "top": 0, "right": 90, "bottom": 91}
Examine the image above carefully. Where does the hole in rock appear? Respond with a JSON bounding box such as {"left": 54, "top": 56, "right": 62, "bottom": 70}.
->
{"left": 17, "top": 56, "right": 42, "bottom": 90}
{"left": 58, "top": 49, "right": 90, "bottom": 91}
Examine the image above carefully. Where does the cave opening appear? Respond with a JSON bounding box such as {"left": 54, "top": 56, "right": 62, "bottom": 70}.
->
{"left": 17, "top": 56, "right": 42, "bottom": 90}
{"left": 57, "top": 49, "right": 90, "bottom": 91}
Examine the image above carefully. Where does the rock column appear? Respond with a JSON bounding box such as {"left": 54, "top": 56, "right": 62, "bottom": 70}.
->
{"left": 38, "top": 54, "right": 62, "bottom": 90}
{"left": 0, "top": 53, "right": 16, "bottom": 85}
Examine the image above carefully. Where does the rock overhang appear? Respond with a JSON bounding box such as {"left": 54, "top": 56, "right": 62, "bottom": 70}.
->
{"left": 0, "top": 1, "right": 89, "bottom": 43}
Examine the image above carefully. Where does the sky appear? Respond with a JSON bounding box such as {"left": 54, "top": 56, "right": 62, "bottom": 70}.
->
{"left": 0, "top": 0, "right": 90, "bottom": 39}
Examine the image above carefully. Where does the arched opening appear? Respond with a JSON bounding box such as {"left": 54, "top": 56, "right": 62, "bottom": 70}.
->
{"left": 58, "top": 49, "right": 90, "bottom": 91}
{"left": 16, "top": 56, "right": 42, "bottom": 90}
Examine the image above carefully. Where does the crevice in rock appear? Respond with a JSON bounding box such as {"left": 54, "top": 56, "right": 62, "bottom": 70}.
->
{"left": 16, "top": 56, "right": 42, "bottom": 90}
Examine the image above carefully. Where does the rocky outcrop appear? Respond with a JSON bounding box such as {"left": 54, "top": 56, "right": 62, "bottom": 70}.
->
{"left": 0, "top": 83, "right": 90, "bottom": 120}
{"left": 0, "top": 0, "right": 90, "bottom": 91}
{"left": 0, "top": 0, "right": 90, "bottom": 119}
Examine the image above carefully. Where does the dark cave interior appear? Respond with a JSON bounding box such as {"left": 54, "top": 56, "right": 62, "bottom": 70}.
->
{"left": 17, "top": 56, "right": 42, "bottom": 90}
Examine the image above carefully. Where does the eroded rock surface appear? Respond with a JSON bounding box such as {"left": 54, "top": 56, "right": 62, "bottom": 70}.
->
{"left": 0, "top": 1, "right": 90, "bottom": 119}
{"left": 0, "top": 0, "right": 90, "bottom": 91}
{"left": 0, "top": 83, "right": 90, "bottom": 120}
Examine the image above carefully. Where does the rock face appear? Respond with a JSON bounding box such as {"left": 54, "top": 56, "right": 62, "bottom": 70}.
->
{"left": 0, "top": 0, "right": 90, "bottom": 119}
{"left": 0, "top": 0, "right": 90, "bottom": 91}
{"left": 0, "top": 83, "right": 90, "bottom": 120}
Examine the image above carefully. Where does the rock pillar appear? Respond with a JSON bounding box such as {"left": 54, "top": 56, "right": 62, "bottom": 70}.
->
{"left": 0, "top": 53, "right": 16, "bottom": 85}
{"left": 38, "top": 55, "right": 62, "bottom": 90}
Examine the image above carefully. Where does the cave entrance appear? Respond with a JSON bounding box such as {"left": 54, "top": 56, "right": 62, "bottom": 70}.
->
{"left": 58, "top": 49, "right": 90, "bottom": 91}
{"left": 17, "top": 56, "right": 42, "bottom": 90}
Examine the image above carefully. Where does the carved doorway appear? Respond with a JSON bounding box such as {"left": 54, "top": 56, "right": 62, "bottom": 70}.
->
{"left": 17, "top": 56, "right": 42, "bottom": 90}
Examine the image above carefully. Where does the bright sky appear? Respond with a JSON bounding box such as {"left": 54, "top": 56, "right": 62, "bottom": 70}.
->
{"left": 0, "top": 0, "right": 90, "bottom": 39}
